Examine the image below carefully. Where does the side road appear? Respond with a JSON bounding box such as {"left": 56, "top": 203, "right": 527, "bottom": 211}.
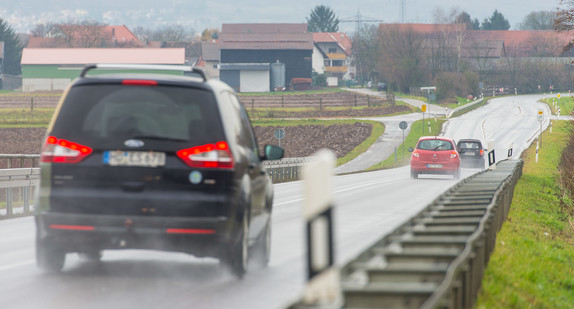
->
{"left": 336, "top": 88, "right": 435, "bottom": 174}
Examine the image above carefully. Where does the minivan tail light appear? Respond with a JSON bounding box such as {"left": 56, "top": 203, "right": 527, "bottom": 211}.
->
{"left": 480, "top": 149, "right": 484, "bottom": 156}
{"left": 41, "top": 136, "right": 93, "bottom": 164}
{"left": 176, "top": 141, "right": 234, "bottom": 169}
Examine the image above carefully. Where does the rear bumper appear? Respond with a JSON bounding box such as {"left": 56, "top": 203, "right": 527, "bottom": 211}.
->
{"left": 36, "top": 212, "right": 236, "bottom": 258}
{"left": 411, "top": 160, "right": 460, "bottom": 174}
{"left": 460, "top": 156, "right": 485, "bottom": 165}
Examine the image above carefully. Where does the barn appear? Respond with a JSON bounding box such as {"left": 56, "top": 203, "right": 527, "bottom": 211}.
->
{"left": 219, "top": 23, "right": 313, "bottom": 92}
{"left": 20, "top": 48, "right": 186, "bottom": 91}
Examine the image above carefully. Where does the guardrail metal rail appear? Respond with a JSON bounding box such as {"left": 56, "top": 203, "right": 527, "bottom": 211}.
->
{"left": 264, "top": 157, "right": 311, "bottom": 182}
{"left": 1, "top": 154, "right": 305, "bottom": 183}
{"left": 289, "top": 159, "right": 523, "bottom": 309}
{"left": 0, "top": 168, "right": 40, "bottom": 219}
{"left": 340, "top": 159, "right": 523, "bottom": 309}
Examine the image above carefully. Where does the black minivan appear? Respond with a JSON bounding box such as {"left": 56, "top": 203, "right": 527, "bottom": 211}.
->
{"left": 35, "top": 64, "right": 283, "bottom": 278}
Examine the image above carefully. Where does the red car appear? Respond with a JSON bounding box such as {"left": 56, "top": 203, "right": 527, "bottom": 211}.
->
{"left": 410, "top": 136, "right": 461, "bottom": 179}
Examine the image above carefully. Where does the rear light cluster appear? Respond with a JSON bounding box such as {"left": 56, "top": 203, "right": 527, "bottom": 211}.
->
{"left": 412, "top": 149, "right": 420, "bottom": 158}
{"left": 41, "top": 136, "right": 93, "bottom": 164}
{"left": 450, "top": 151, "right": 458, "bottom": 159}
{"left": 480, "top": 149, "right": 484, "bottom": 156}
{"left": 176, "top": 141, "right": 234, "bottom": 169}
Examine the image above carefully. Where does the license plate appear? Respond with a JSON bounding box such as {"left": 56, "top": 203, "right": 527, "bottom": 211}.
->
{"left": 463, "top": 152, "right": 476, "bottom": 156}
{"left": 104, "top": 151, "right": 166, "bottom": 167}
{"left": 427, "top": 164, "right": 442, "bottom": 168}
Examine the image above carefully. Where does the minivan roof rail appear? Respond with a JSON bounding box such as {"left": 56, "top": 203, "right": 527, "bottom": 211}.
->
{"left": 79, "top": 64, "right": 207, "bottom": 81}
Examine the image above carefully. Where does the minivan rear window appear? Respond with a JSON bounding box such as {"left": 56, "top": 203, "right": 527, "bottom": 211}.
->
{"left": 50, "top": 84, "right": 224, "bottom": 146}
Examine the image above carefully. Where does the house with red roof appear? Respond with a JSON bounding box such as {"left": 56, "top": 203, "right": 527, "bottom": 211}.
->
{"left": 313, "top": 32, "right": 353, "bottom": 86}
{"left": 21, "top": 48, "right": 185, "bottom": 91}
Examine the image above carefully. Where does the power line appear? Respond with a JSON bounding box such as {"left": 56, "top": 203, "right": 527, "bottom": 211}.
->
{"left": 340, "top": 10, "right": 384, "bottom": 36}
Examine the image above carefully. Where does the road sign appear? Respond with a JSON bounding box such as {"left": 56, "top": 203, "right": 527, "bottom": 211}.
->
{"left": 421, "top": 104, "right": 427, "bottom": 112}
{"left": 537, "top": 110, "right": 544, "bottom": 122}
{"left": 399, "top": 121, "right": 408, "bottom": 130}
{"left": 274, "top": 128, "right": 285, "bottom": 139}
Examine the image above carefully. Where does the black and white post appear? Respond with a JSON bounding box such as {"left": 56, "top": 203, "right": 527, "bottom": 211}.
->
{"left": 301, "top": 149, "right": 340, "bottom": 305}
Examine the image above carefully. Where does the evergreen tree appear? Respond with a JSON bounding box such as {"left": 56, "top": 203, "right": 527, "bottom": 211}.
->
{"left": 307, "top": 5, "right": 339, "bottom": 32}
{"left": 481, "top": 10, "right": 511, "bottom": 30}
{"left": 455, "top": 11, "right": 481, "bottom": 30}
{"left": 0, "top": 18, "right": 23, "bottom": 75}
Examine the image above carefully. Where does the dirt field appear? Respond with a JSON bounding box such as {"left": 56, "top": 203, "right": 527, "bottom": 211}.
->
{"left": 0, "top": 90, "right": 397, "bottom": 166}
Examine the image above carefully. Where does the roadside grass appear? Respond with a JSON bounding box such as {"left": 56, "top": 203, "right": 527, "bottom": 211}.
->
{"left": 395, "top": 92, "right": 427, "bottom": 102}
{"left": 239, "top": 88, "right": 345, "bottom": 96}
{"left": 542, "top": 96, "right": 574, "bottom": 116}
{"left": 366, "top": 118, "right": 446, "bottom": 170}
{"left": 475, "top": 120, "right": 574, "bottom": 309}
{"left": 252, "top": 118, "right": 384, "bottom": 166}
{"left": 449, "top": 97, "right": 489, "bottom": 118}
{"left": 247, "top": 103, "right": 412, "bottom": 119}
{"left": 0, "top": 108, "right": 54, "bottom": 127}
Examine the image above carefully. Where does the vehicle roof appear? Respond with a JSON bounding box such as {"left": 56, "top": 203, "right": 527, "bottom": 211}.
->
{"left": 72, "top": 72, "right": 234, "bottom": 93}
{"left": 418, "top": 136, "right": 454, "bottom": 141}
{"left": 457, "top": 139, "right": 483, "bottom": 143}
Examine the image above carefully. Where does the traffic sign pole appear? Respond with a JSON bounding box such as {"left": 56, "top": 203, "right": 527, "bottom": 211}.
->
{"left": 399, "top": 121, "right": 408, "bottom": 159}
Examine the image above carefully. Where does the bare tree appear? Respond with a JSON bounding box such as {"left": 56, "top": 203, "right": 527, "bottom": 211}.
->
{"left": 517, "top": 11, "right": 555, "bottom": 30}
{"left": 132, "top": 26, "right": 152, "bottom": 43}
{"left": 433, "top": 7, "right": 467, "bottom": 74}
{"left": 30, "top": 22, "right": 58, "bottom": 37}
{"left": 151, "top": 24, "right": 195, "bottom": 42}
{"left": 54, "top": 20, "right": 109, "bottom": 48}
{"left": 378, "top": 24, "right": 428, "bottom": 93}
{"left": 555, "top": 0, "right": 574, "bottom": 32}
{"left": 352, "top": 24, "right": 380, "bottom": 84}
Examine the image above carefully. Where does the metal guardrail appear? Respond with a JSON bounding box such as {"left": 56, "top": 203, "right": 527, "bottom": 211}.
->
{"left": 0, "top": 168, "right": 40, "bottom": 219}
{"left": 0, "top": 157, "right": 306, "bottom": 220}
{"left": 264, "top": 157, "right": 311, "bottom": 182}
{"left": 0, "top": 154, "right": 306, "bottom": 183}
{"left": 289, "top": 159, "right": 523, "bottom": 309}
{"left": 339, "top": 159, "right": 523, "bottom": 309}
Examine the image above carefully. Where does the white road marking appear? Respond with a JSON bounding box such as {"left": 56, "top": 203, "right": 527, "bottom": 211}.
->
{"left": 0, "top": 259, "right": 34, "bottom": 271}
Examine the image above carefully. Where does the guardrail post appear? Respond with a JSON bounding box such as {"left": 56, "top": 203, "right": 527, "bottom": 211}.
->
{"left": 23, "top": 186, "right": 30, "bottom": 213}
{"left": 6, "top": 187, "right": 13, "bottom": 216}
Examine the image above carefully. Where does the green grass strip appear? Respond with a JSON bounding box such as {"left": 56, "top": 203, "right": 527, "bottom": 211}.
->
{"left": 239, "top": 88, "right": 346, "bottom": 96}
{"left": 0, "top": 108, "right": 55, "bottom": 127}
{"left": 541, "top": 96, "right": 574, "bottom": 116}
{"left": 449, "top": 97, "right": 489, "bottom": 118}
{"left": 475, "top": 121, "right": 574, "bottom": 309}
{"left": 367, "top": 118, "right": 446, "bottom": 170}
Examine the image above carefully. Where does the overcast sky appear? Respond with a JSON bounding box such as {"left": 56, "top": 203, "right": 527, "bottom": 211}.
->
{"left": 0, "top": 0, "right": 562, "bottom": 33}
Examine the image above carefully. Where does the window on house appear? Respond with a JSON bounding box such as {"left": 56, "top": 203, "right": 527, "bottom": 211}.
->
{"left": 332, "top": 60, "right": 344, "bottom": 67}
{"left": 328, "top": 48, "right": 337, "bottom": 53}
